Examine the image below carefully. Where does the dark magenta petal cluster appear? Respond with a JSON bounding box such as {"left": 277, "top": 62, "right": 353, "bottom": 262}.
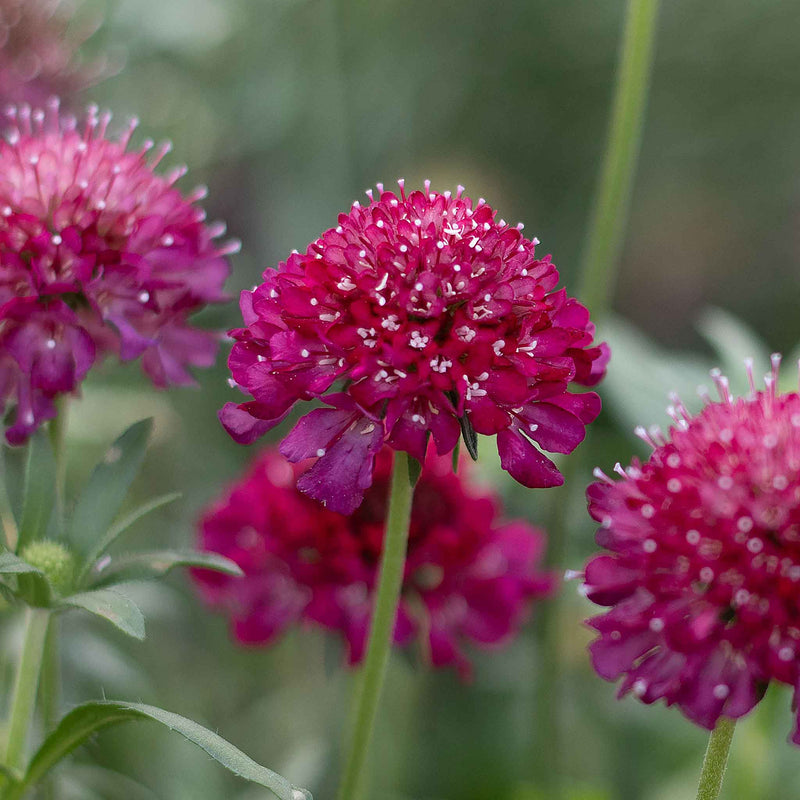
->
{"left": 221, "top": 181, "right": 608, "bottom": 513}
{"left": 0, "top": 0, "right": 108, "bottom": 106}
{"left": 0, "top": 100, "right": 235, "bottom": 443}
{"left": 193, "top": 447, "right": 555, "bottom": 677}
{"left": 583, "top": 357, "right": 800, "bottom": 742}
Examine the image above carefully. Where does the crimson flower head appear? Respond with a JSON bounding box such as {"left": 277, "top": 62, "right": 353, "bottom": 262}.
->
{"left": 0, "top": 100, "right": 235, "bottom": 443}
{"left": 221, "top": 181, "right": 608, "bottom": 513}
{"left": 0, "top": 0, "right": 109, "bottom": 106}
{"left": 194, "top": 447, "right": 555, "bottom": 677}
{"left": 583, "top": 356, "right": 800, "bottom": 742}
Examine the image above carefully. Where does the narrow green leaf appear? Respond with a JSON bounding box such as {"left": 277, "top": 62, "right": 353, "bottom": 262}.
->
{"left": 68, "top": 420, "right": 153, "bottom": 564}
{"left": 406, "top": 456, "right": 422, "bottom": 488}
{"left": 77, "top": 492, "right": 181, "bottom": 584}
{"left": 451, "top": 439, "right": 461, "bottom": 473}
{"left": 19, "top": 432, "right": 56, "bottom": 550}
{"left": 60, "top": 589, "right": 145, "bottom": 640}
{"left": 696, "top": 306, "right": 771, "bottom": 394}
{"left": 90, "top": 550, "right": 242, "bottom": 588}
{"left": 0, "top": 551, "right": 52, "bottom": 606}
{"left": 18, "top": 701, "right": 311, "bottom": 800}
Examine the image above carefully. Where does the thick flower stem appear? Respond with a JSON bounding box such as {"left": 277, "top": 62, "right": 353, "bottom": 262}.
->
{"left": 3, "top": 608, "right": 50, "bottom": 777}
{"left": 579, "top": 0, "right": 661, "bottom": 315}
{"left": 336, "top": 451, "right": 414, "bottom": 800}
{"left": 696, "top": 718, "right": 736, "bottom": 800}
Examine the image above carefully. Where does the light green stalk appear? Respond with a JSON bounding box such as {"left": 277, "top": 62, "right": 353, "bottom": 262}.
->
{"left": 696, "top": 718, "right": 736, "bottom": 800}
{"left": 336, "top": 451, "right": 414, "bottom": 800}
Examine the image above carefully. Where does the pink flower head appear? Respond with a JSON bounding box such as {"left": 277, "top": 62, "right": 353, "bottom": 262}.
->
{"left": 0, "top": 100, "right": 236, "bottom": 443}
{"left": 194, "top": 447, "right": 555, "bottom": 677}
{"left": 0, "top": 0, "right": 109, "bottom": 106}
{"left": 221, "top": 180, "right": 608, "bottom": 513}
{"left": 583, "top": 355, "right": 800, "bottom": 741}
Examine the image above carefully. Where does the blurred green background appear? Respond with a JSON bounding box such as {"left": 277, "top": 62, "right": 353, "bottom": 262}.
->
{"left": 14, "top": 0, "right": 800, "bottom": 798}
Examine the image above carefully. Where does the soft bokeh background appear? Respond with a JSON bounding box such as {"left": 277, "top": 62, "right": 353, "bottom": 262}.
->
{"left": 14, "top": 0, "right": 800, "bottom": 798}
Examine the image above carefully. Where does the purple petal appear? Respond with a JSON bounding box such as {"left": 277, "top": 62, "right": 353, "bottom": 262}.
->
{"left": 497, "top": 427, "right": 563, "bottom": 488}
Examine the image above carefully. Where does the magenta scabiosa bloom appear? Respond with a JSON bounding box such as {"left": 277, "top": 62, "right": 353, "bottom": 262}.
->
{"left": 194, "top": 448, "right": 555, "bottom": 677}
{"left": 0, "top": 0, "right": 108, "bottom": 106}
{"left": 0, "top": 100, "right": 235, "bottom": 443}
{"left": 583, "top": 356, "right": 800, "bottom": 741}
{"left": 221, "top": 180, "right": 608, "bottom": 513}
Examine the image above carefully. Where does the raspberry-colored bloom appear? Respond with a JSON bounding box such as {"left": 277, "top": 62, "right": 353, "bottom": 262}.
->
{"left": 0, "top": 0, "right": 108, "bottom": 106}
{"left": 194, "top": 448, "right": 555, "bottom": 677}
{"left": 0, "top": 101, "right": 235, "bottom": 443}
{"left": 221, "top": 181, "right": 607, "bottom": 513}
{"left": 583, "top": 357, "right": 800, "bottom": 741}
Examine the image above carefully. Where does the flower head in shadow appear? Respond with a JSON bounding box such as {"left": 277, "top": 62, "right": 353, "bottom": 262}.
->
{"left": 194, "top": 447, "right": 555, "bottom": 677}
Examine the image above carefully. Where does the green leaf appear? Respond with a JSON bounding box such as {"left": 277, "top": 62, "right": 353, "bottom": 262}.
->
{"left": 60, "top": 589, "right": 145, "bottom": 640}
{"left": 19, "top": 431, "right": 56, "bottom": 551}
{"left": 0, "top": 551, "right": 52, "bottom": 606}
{"left": 76, "top": 492, "right": 181, "bottom": 584}
{"left": 90, "top": 550, "right": 242, "bottom": 588}
{"left": 407, "top": 455, "right": 422, "bottom": 488}
{"left": 696, "top": 306, "right": 771, "bottom": 394}
{"left": 68, "top": 420, "right": 153, "bottom": 565}
{"left": 17, "top": 701, "right": 311, "bottom": 800}
{"left": 601, "top": 316, "right": 711, "bottom": 436}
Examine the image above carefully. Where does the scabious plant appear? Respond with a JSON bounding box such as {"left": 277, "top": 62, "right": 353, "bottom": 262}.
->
{"left": 194, "top": 448, "right": 555, "bottom": 677}
{"left": 0, "top": 0, "right": 108, "bottom": 105}
{"left": 583, "top": 355, "right": 800, "bottom": 742}
{"left": 221, "top": 180, "right": 608, "bottom": 513}
{"left": 0, "top": 99, "right": 235, "bottom": 444}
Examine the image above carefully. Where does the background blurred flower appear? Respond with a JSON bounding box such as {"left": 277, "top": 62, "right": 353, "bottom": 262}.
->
{"left": 221, "top": 180, "right": 608, "bottom": 513}
{"left": 0, "top": 100, "right": 236, "bottom": 443}
{"left": 0, "top": 0, "right": 110, "bottom": 106}
{"left": 583, "top": 356, "right": 800, "bottom": 741}
{"left": 194, "top": 447, "right": 555, "bottom": 678}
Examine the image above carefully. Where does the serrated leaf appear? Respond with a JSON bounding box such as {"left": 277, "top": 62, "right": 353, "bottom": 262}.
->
{"left": 68, "top": 420, "right": 153, "bottom": 564}
{"left": 76, "top": 492, "right": 181, "bottom": 584}
{"left": 91, "top": 550, "right": 242, "bottom": 588}
{"left": 16, "top": 701, "right": 311, "bottom": 800}
{"left": 696, "top": 306, "right": 771, "bottom": 394}
{"left": 0, "top": 551, "right": 52, "bottom": 606}
{"left": 19, "top": 432, "right": 56, "bottom": 551}
{"left": 60, "top": 589, "right": 145, "bottom": 640}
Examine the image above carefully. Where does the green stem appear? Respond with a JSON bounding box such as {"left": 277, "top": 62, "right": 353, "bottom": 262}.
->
{"left": 336, "top": 451, "right": 414, "bottom": 800}
{"left": 696, "top": 718, "right": 736, "bottom": 800}
{"left": 48, "top": 399, "right": 69, "bottom": 530}
{"left": 3, "top": 608, "right": 50, "bottom": 776}
{"left": 534, "top": 2, "right": 661, "bottom": 795}
{"left": 579, "top": 0, "right": 661, "bottom": 316}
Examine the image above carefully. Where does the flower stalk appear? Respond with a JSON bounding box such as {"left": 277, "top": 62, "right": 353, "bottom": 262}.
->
{"left": 336, "top": 451, "right": 414, "bottom": 800}
{"left": 696, "top": 718, "right": 736, "bottom": 800}
{"left": 3, "top": 607, "right": 50, "bottom": 778}
{"left": 536, "top": 1, "right": 661, "bottom": 793}
{"left": 579, "top": 0, "right": 661, "bottom": 316}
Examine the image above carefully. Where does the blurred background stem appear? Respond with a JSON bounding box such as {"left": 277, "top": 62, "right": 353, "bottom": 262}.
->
{"left": 696, "top": 719, "right": 736, "bottom": 800}
{"left": 535, "top": 1, "right": 661, "bottom": 795}
{"left": 336, "top": 452, "right": 414, "bottom": 800}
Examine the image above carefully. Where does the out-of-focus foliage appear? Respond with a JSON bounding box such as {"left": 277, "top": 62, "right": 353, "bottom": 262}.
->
{"left": 2, "top": 0, "right": 797, "bottom": 798}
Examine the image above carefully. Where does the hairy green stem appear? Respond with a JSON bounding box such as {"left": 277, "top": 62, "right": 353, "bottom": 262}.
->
{"left": 534, "top": 1, "right": 661, "bottom": 794}
{"left": 579, "top": 0, "right": 661, "bottom": 316}
{"left": 696, "top": 718, "right": 736, "bottom": 800}
{"left": 3, "top": 608, "right": 50, "bottom": 778}
{"left": 336, "top": 451, "right": 414, "bottom": 800}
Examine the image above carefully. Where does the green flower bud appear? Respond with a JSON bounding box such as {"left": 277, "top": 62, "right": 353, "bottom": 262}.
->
{"left": 20, "top": 541, "right": 75, "bottom": 595}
